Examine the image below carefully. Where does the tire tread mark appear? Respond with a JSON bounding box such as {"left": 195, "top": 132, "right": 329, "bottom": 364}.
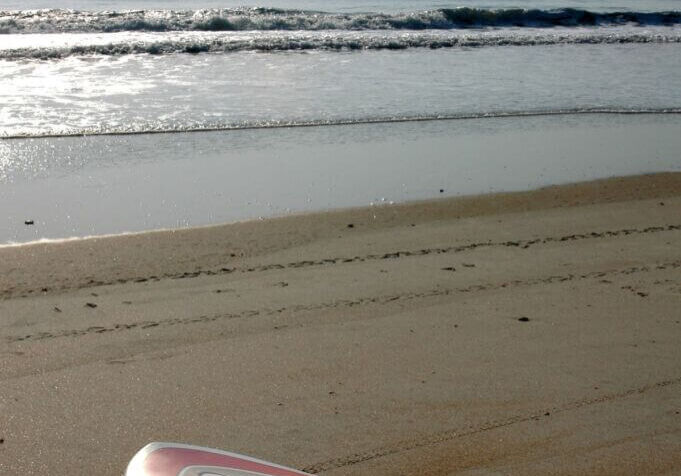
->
{"left": 302, "top": 376, "right": 681, "bottom": 474}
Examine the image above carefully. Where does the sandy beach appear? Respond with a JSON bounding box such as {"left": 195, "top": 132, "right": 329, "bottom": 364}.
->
{"left": 1, "top": 172, "right": 680, "bottom": 475}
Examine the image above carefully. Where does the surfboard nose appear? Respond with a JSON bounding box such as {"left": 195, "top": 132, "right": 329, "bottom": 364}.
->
{"left": 125, "top": 442, "right": 314, "bottom": 476}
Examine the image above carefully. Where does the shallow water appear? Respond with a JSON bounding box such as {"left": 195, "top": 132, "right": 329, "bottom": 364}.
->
{"left": 2, "top": 113, "right": 680, "bottom": 245}
{"left": 2, "top": 43, "right": 681, "bottom": 138}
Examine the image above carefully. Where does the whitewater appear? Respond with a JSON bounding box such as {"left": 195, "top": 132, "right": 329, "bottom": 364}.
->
{"left": 2, "top": 1, "right": 681, "bottom": 137}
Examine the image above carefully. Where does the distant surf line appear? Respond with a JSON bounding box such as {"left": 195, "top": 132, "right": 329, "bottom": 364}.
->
{"left": 2, "top": 8, "right": 681, "bottom": 34}
{"left": 2, "top": 108, "right": 681, "bottom": 141}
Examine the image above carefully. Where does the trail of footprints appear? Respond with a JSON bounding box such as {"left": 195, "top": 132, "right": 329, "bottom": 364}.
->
{"left": 6, "top": 260, "right": 680, "bottom": 343}
{"left": 1, "top": 224, "right": 679, "bottom": 301}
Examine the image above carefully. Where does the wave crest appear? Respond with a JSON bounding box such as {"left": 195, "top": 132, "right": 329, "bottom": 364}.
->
{"left": 1, "top": 8, "right": 681, "bottom": 34}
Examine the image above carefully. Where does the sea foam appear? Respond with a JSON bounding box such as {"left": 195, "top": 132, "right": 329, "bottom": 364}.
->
{"left": 1, "top": 27, "right": 680, "bottom": 59}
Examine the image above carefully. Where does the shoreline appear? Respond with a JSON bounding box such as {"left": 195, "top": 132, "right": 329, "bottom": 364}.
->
{"left": 5, "top": 171, "right": 681, "bottom": 247}
{"left": 2, "top": 172, "right": 680, "bottom": 301}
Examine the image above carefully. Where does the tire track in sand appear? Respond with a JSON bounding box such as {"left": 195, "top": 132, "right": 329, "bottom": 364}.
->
{"left": 302, "top": 376, "right": 681, "bottom": 473}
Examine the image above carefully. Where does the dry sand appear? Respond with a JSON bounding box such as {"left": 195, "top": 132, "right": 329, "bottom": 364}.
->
{"left": 1, "top": 173, "right": 680, "bottom": 475}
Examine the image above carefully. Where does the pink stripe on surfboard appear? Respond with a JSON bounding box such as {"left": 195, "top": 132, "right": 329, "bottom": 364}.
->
{"left": 142, "top": 447, "right": 309, "bottom": 476}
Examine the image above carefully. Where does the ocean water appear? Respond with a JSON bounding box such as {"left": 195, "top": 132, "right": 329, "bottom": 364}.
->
{"left": 1, "top": 0, "right": 680, "bottom": 243}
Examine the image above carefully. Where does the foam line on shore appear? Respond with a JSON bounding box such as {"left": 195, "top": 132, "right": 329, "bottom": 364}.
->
{"left": 2, "top": 108, "right": 681, "bottom": 140}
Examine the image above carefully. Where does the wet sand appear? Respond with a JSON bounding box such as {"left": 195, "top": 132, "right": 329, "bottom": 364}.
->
{"left": 1, "top": 172, "right": 680, "bottom": 475}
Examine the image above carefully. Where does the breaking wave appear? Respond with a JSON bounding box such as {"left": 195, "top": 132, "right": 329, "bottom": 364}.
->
{"left": 1, "top": 7, "right": 681, "bottom": 34}
{"left": 2, "top": 29, "right": 681, "bottom": 59}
